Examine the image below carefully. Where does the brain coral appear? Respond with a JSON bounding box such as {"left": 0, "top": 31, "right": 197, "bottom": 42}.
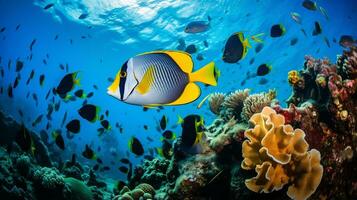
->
{"left": 241, "top": 106, "right": 323, "bottom": 200}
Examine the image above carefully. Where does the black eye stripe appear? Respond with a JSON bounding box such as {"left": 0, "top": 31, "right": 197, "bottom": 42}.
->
{"left": 119, "top": 61, "right": 128, "bottom": 100}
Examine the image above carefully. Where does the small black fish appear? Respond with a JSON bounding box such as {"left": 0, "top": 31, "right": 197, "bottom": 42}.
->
{"left": 249, "top": 58, "right": 255, "bottom": 65}
{"left": 46, "top": 122, "right": 51, "bottom": 130}
{"left": 29, "top": 39, "right": 36, "bottom": 51}
{"left": 32, "top": 93, "right": 39, "bottom": 106}
{"left": 120, "top": 158, "right": 130, "bottom": 164}
{"left": 203, "top": 40, "right": 209, "bottom": 47}
{"left": 54, "top": 34, "right": 59, "bottom": 40}
{"left": 86, "top": 92, "right": 94, "bottom": 98}
{"left": 45, "top": 89, "right": 51, "bottom": 100}
{"left": 302, "top": 0, "right": 317, "bottom": 11}
{"left": 97, "top": 158, "right": 103, "bottom": 164}
{"left": 101, "top": 120, "right": 110, "bottom": 130}
{"left": 61, "top": 111, "right": 68, "bottom": 127}
{"left": 290, "top": 37, "right": 298, "bottom": 46}
{"left": 301, "top": 28, "right": 307, "bottom": 37}
{"left": 56, "top": 72, "right": 79, "bottom": 98}
{"left": 102, "top": 166, "right": 110, "bottom": 171}
{"left": 107, "top": 77, "right": 114, "bottom": 82}
{"left": 0, "top": 27, "right": 5, "bottom": 32}
{"left": 52, "top": 131, "right": 65, "bottom": 150}
{"left": 128, "top": 137, "right": 144, "bottom": 156}
{"left": 93, "top": 85, "right": 98, "bottom": 90}
{"left": 7, "top": 84, "right": 13, "bottom": 98}
{"left": 43, "top": 59, "right": 47, "bottom": 65}
{"left": 256, "top": 64, "right": 272, "bottom": 76}
{"left": 160, "top": 115, "right": 167, "bottom": 131}
{"left": 185, "top": 44, "right": 197, "bottom": 54}
{"left": 105, "top": 110, "right": 109, "bottom": 117}
{"left": 32, "top": 114, "right": 43, "bottom": 127}
{"left": 0, "top": 67, "right": 4, "bottom": 78}
{"left": 59, "top": 64, "right": 65, "bottom": 70}
{"left": 93, "top": 164, "right": 99, "bottom": 171}
{"left": 82, "top": 144, "right": 96, "bottom": 159}
{"left": 39, "top": 74, "right": 45, "bottom": 86}
{"left": 44, "top": 3, "right": 54, "bottom": 10}
{"left": 74, "top": 89, "right": 86, "bottom": 98}
{"left": 16, "top": 60, "right": 24, "bottom": 72}
{"left": 118, "top": 166, "right": 129, "bottom": 174}
{"left": 162, "top": 130, "right": 176, "bottom": 140}
{"left": 312, "top": 21, "right": 322, "bottom": 36}
{"left": 26, "top": 70, "right": 35, "bottom": 85}
{"left": 223, "top": 32, "right": 249, "bottom": 63}
{"left": 15, "top": 24, "right": 21, "bottom": 31}
{"left": 78, "top": 13, "right": 88, "bottom": 19}
{"left": 54, "top": 101, "right": 61, "bottom": 111}
{"left": 196, "top": 53, "right": 204, "bottom": 61}
{"left": 270, "top": 24, "right": 286, "bottom": 37}
{"left": 66, "top": 119, "right": 80, "bottom": 133}
{"left": 146, "top": 136, "right": 153, "bottom": 142}
{"left": 18, "top": 109, "right": 24, "bottom": 117}
{"left": 143, "top": 125, "right": 148, "bottom": 130}
{"left": 13, "top": 75, "right": 20, "bottom": 88}
{"left": 78, "top": 104, "right": 99, "bottom": 122}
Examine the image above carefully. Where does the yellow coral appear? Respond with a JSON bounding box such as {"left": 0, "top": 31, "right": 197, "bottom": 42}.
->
{"left": 241, "top": 106, "right": 323, "bottom": 200}
{"left": 288, "top": 70, "right": 300, "bottom": 85}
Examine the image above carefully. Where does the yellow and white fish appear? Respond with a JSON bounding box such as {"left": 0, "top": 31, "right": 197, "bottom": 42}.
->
{"left": 107, "top": 50, "right": 218, "bottom": 106}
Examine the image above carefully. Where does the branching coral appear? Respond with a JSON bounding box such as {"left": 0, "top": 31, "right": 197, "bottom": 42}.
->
{"left": 241, "top": 106, "right": 323, "bottom": 200}
{"left": 241, "top": 90, "right": 276, "bottom": 122}
{"left": 208, "top": 92, "right": 225, "bottom": 115}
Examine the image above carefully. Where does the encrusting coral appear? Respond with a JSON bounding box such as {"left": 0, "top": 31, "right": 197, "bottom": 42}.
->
{"left": 241, "top": 106, "right": 323, "bottom": 200}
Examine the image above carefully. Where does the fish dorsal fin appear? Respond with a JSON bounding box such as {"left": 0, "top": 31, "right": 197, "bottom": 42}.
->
{"left": 164, "top": 51, "right": 193, "bottom": 73}
{"left": 138, "top": 50, "right": 193, "bottom": 73}
{"left": 167, "top": 82, "right": 200, "bottom": 105}
{"left": 136, "top": 66, "right": 155, "bottom": 95}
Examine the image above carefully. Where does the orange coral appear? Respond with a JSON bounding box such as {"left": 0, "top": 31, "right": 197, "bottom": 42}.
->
{"left": 241, "top": 106, "right": 323, "bottom": 200}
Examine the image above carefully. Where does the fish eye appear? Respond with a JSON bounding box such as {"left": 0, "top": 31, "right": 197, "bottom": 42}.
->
{"left": 120, "top": 71, "right": 127, "bottom": 78}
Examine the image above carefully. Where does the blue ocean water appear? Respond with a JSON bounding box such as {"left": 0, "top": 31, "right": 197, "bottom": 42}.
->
{"left": 0, "top": 0, "right": 356, "bottom": 183}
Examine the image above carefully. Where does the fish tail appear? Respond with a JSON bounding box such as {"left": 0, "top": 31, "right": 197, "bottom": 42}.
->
{"left": 177, "top": 115, "right": 184, "bottom": 124}
{"left": 189, "top": 61, "right": 217, "bottom": 86}
{"left": 250, "top": 33, "right": 265, "bottom": 43}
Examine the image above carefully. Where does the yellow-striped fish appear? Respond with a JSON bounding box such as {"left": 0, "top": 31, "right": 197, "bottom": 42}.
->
{"left": 107, "top": 50, "right": 218, "bottom": 106}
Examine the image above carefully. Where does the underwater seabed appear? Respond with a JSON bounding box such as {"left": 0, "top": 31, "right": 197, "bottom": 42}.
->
{"left": 0, "top": 47, "right": 356, "bottom": 200}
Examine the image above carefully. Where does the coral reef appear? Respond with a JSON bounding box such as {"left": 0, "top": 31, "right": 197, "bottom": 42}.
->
{"left": 278, "top": 47, "right": 357, "bottom": 199}
{"left": 241, "top": 106, "right": 323, "bottom": 200}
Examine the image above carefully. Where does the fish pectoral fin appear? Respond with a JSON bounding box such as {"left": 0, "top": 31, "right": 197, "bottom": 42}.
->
{"left": 136, "top": 66, "right": 155, "bottom": 95}
{"left": 167, "top": 83, "right": 201, "bottom": 105}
